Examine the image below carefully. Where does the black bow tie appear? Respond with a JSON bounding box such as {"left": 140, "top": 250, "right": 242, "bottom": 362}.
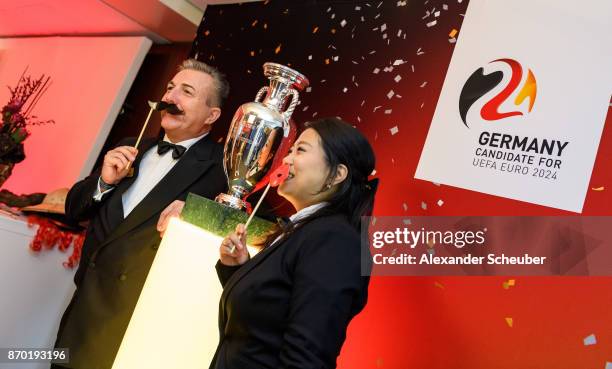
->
{"left": 157, "top": 141, "right": 187, "bottom": 159}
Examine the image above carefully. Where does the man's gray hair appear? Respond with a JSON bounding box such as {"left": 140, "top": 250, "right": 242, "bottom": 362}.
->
{"left": 179, "top": 59, "right": 230, "bottom": 108}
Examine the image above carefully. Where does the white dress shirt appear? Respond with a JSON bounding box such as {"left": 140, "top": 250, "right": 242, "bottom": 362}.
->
{"left": 93, "top": 133, "right": 208, "bottom": 218}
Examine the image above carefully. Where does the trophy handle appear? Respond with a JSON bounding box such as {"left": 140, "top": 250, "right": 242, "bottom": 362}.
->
{"left": 255, "top": 87, "right": 269, "bottom": 103}
{"left": 282, "top": 89, "right": 299, "bottom": 124}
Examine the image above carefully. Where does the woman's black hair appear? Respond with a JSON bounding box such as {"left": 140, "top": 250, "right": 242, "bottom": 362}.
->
{"left": 260, "top": 117, "right": 378, "bottom": 247}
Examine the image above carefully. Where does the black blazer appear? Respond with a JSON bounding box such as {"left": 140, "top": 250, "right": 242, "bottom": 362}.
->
{"left": 54, "top": 135, "right": 227, "bottom": 369}
{"left": 211, "top": 214, "right": 370, "bottom": 369}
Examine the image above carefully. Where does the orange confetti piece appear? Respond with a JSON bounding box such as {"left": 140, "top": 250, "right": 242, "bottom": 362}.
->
{"left": 251, "top": 20, "right": 258, "bottom": 27}
{"left": 275, "top": 44, "right": 282, "bottom": 54}
{"left": 449, "top": 29, "right": 458, "bottom": 38}
{"left": 592, "top": 186, "right": 605, "bottom": 191}
{"left": 331, "top": 28, "right": 337, "bottom": 34}
{"left": 312, "top": 26, "right": 319, "bottom": 34}
{"left": 250, "top": 51, "right": 255, "bottom": 57}
{"left": 434, "top": 281, "right": 445, "bottom": 289}
{"left": 204, "top": 30, "right": 210, "bottom": 36}
{"left": 263, "top": 0, "right": 270, "bottom": 4}
{"left": 503, "top": 279, "right": 516, "bottom": 289}
{"left": 505, "top": 317, "right": 513, "bottom": 327}
{"left": 325, "top": 58, "right": 330, "bottom": 65}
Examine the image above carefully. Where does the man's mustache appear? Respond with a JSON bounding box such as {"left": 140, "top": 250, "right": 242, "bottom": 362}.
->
{"left": 149, "top": 101, "right": 183, "bottom": 115}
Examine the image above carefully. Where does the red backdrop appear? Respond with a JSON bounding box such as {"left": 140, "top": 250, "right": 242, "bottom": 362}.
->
{"left": 192, "top": 1, "right": 612, "bottom": 367}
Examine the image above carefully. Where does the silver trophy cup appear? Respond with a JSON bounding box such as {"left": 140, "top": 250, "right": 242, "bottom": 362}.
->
{"left": 216, "top": 63, "right": 309, "bottom": 209}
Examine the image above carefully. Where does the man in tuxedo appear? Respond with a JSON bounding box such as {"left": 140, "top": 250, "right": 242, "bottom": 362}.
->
{"left": 51, "top": 59, "right": 229, "bottom": 369}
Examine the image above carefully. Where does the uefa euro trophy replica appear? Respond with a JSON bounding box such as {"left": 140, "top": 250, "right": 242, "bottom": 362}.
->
{"left": 181, "top": 63, "right": 310, "bottom": 242}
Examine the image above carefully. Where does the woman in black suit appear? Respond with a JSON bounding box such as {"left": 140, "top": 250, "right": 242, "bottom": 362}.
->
{"left": 211, "top": 117, "right": 378, "bottom": 369}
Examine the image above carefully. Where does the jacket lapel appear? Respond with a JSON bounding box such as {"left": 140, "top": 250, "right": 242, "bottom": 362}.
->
{"left": 219, "top": 236, "right": 289, "bottom": 325}
{"left": 101, "top": 136, "right": 216, "bottom": 247}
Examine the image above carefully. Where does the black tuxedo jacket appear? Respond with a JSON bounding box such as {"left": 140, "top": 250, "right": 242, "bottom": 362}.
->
{"left": 54, "top": 135, "right": 227, "bottom": 369}
{"left": 211, "top": 214, "right": 370, "bottom": 369}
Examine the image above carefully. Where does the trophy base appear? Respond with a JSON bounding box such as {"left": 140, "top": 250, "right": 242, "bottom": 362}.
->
{"left": 182, "top": 193, "right": 274, "bottom": 244}
{"left": 215, "top": 193, "right": 247, "bottom": 210}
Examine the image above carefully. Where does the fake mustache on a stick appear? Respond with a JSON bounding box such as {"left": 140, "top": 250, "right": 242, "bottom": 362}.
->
{"left": 149, "top": 100, "right": 183, "bottom": 114}
{"left": 125, "top": 101, "right": 183, "bottom": 176}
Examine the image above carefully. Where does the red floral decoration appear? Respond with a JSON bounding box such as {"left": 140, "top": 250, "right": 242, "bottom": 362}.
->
{"left": 27, "top": 215, "right": 85, "bottom": 268}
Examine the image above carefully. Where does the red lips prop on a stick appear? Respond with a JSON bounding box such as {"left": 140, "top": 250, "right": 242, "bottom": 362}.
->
{"left": 230, "top": 164, "right": 289, "bottom": 253}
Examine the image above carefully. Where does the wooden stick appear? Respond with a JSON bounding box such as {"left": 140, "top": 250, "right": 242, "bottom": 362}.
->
{"left": 126, "top": 103, "right": 156, "bottom": 175}
{"left": 230, "top": 183, "right": 271, "bottom": 253}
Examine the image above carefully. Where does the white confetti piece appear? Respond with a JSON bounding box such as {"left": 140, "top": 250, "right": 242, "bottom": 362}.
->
{"left": 352, "top": 60, "right": 359, "bottom": 64}
{"left": 369, "top": 50, "right": 376, "bottom": 54}
{"left": 393, "top": 59, "right": 406, "bottom": 66}
{"left": 389, "top": 126, "right": 398, "bottom": 135}
{"left": 381, "top": 23, "right": 387, "bottom": 32}
{"left": 355, "top": 6, "right": 361, "bottom": 10}
{"left": 402, "top": 203, "right": 408, "bottom": 211}
{"left": 437, "top": 199, "right": 444, "bottom": 207}
{"left": 411, "top": 64, "right": 415, "bottom": 72}
{"left": 443, "top": 4, "right": 448, "bottom": 10}
{"left": 434, "top": 11, "right": 440, "bottom": 17}
{"left": 403, "top": 218, "right": 411, "bottom": 225}
{"left": 449, "top": 38, "right": 457, "bottom": 44}
{"left": 306, "top": 87, "right": 312, "bottom": 93}
{"left": 383, "top": 66, "right": 394, "bottom": 72}
{"left": 312, "top": 112, "right": 318, "bottom": 117}
{"left": 387, "top": 90, "right": 395, "bottom": 99}
{"left": 333, "top": 56, "right": 339, "bottom": 61}
{"left": 420, "top": 102, "right": 425, "bottom": 108}
{"left": 426, "top": 20, "right": 437, "bottom": 27}
{"left": 373, "top": 67, "right": 380, "bottom": 74}
{"left": 382, "top": 33, "right": 388, "bottom": 39}
{"left": 308, "top": 55, "right": 312, "bottom": 60}
{"left": 371, "top": 169, "right": 377, "bottom": 175}
{"left": 357, "top": 116, "right": 361, "bottom": 122}
{"left": 331, "top": 13, "right": 335, "bottom": 19}
{"left": 396, "top": 94, "right": 402, "bottom": 98}
{"left": 397, "top": 0, "right": 407, "bottom": 6}
{"left": 361, "top": 100, "right": 366, "bottom": 106}
{"left": 340, "top": 19, "right": 347, "bottom": 27}
{"left": 397, "top": 29, "right": 402, "bottom": 37}
{"left": 384, "top": 109, "right": 392, "bottom": 114}
{"left": 342, "top": 87, "right": 348, "bottom": 93}
{"left": 302, "top": 106, "right": 309, "bottom": 111}
{"left": 373, "top": 106, "right": 382, "bottom": 112}
{"left": 420, "top": 81, "right": 428, "bottom": 88}
{"left": 394, "top": 75, "right": 402, "bottom": 83}
{"left": 421, "top": 202, "right": 427, "bottom": 210}
{"left": 583, "top": 334, "right": 597, "bottom": 346}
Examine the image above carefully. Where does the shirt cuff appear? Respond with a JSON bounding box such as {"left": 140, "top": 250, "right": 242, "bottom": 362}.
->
{"left": 93, "top": 177, "right": 115, "bottom": 202}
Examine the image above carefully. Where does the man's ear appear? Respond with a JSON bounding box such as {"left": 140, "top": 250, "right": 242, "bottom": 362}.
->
{"left": 204, "top": 107, "right": 221, "bottom": 125}
{"left": 332, "top": 164, "right": 348, "bottom": 186}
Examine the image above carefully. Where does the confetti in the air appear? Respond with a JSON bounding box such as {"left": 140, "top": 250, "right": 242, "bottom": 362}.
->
{"left": 275, "top": 44, "right": 282, "bottom": 54}
{"left": 420, "top": 81, "right": 428, "bottom": 88}
{"left": 387, "top": 90, "right": 395, "bottom": 99}
{"left": 437, "top": 199, "right": 444, "bottom": 206}
{"left": 502, "top": 279, "right": 516, "bottom": 289}
{"left": 373, "top": 67, "right": 380, "bottom": 74}
{"left": 394, "top": 75, "right": 402, "bottom": 83}
{"left": 426, "top": 20, "right": 437, "bottom": 27}
{"left": 389, "top": 126, "right": 399, "bottom": 135}
{"left": 583, "top": 334, "right": 597, "bottom": 346}
{"left": 505, "top": 317, "right": 513, "bottom": 328}
{"left": 340, "top": 19, "right": 347, "bottom": 27}
{"left": 384, "top": 109, "right": 392, "bottom": 114}
{"left": 592, "top": 186, "right": 604, "bottom": 191}
{"left": 449, "top": 28, "right": 458, "bottom": 38}
{"left": 434, "top": 281, "right": 445, "bottom": 289}
{"left": 421, "top": 202, "right": 427, "bottom": 210}
{"left": 402, "top": 203, "right": 408, "bottom": 211}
